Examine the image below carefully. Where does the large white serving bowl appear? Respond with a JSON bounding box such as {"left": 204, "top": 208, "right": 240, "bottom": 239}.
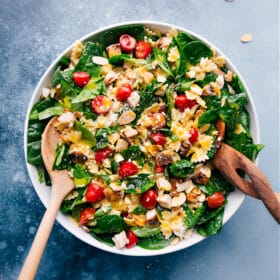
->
{"left": 24, "top": 21, "right": 260, "bottom": 256}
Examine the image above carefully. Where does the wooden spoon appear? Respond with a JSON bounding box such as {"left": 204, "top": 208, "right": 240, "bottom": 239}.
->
{"left": 213, "top": 121, "right": 280, "bottom": 223}
{"left": 19, "top": 117, "right": 74, "bottom": 280}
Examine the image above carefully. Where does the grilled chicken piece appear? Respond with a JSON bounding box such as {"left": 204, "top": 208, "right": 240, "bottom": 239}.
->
{"left": 155, "top": 150, "right": 173, "bottom": 166}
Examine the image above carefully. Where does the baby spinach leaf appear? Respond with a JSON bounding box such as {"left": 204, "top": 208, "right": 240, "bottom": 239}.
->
{"left": 175, "top": 32, "right": 194, "bottom": 48}
{"left": 74, "top": 121, "right": 96, "bottom": 147}
{"left": 197, "top": 210, "right": 224, "bottom": 236}
{"left": 121, "top": 145, "right": 146, "bottom": 166}
{"left": 60, "top": 188, "right": 86, "bottom": 213}
{"left": 197, "top": 204, "right": 225, "bottom": 225}
{"left": 52, "top": 143, "right": 73, "bottom": 170}
{"left": 133, "top": 81, "right": 161, "bottom": 122}
{"left": 153, "top": 48, "right": 174, "bottom": 78}
{"left": 165, "top": 85, "right": 174, "bottom": 127}
{"left": 60, "top": 79, "right": 80, "bottom": 99}
{"left": 231, "top": 74, "right": 246, "bottom": 93}
{"left": 169, "top": 159, "right": 195, "bottom": 178}
{"left": 94, "top": 206, "right": 112, "bottom": 218}
{"left": 195, "top": 72, "right": 217, "bottom": 87}
{"left": 111, "top": 160, "right": 119, "bottom": 174}
{"left": 38, "top": 105, "right": 64, "bottom": 120}
{"left": 92, "top": 215, "right": 127, "bottom": 234}
{"left": 184, "top": 205, "right": 206, "bottom": 230}
{"left": 98, "top": 24, "right": 145, "bottom": 49}
{"left": 125, "top": 173, "right": 155, "bottom": 194}
{"left": 137, "top": 233, "right": 175, "bottom": 250}
{"left": 94, "top": 128, "right": 110, "bottom": 150}
{"left": 183, "top": 41, "right": 213, "bottom": 65}
{"left": 73, "top": 165, "right": 93, "bottom": 188}
{"left": 74, "top": 42, "right": 103, "bottom": 77}
{"left": 132, "top": 205, "right": 148, "bottom": 215}
{"left": 71, "top": 78, "right": 105, "bottom": 103}
{"left": 90, "top": 232, "right": 115, "bottom": 247}
{"left": 58, "top": 55, "right": 71, "bottom": 69}
{"left": 29, "top": 97, "right": 56, "bottom": 120}
{"left": 27, "top": 120, "right": 47, "bottom": 142}
{"left": 174, "top": 32, "right": 195, "bottom": 76}
{"left": 109, "top": 54, "right": 146, "bottom": 66}
{"left": 27, "top": 140, "right": 43, "bottom": 165}
{"left": 132, "top": 226, "right": 161, "bottom": 238}
{"left": 198, "top": 170, "right": 234, "bottom": 195}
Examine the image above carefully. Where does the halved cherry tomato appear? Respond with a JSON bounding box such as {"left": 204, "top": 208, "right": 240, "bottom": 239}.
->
{"left": 135, "top": 41, "right": 152, "bottom": 59}
{"left": 91, "top": 95, "right": 112, "bottom": 114}
{"left": 141, "top": 189, "right": 157, "bottom": 209}
{"left": 150, "top": 132, "right": 166, "bottom": 145}
{"left": 148, "top": 113, "right": 166, "bottom": 129}
{"left": 119, "top": 34, "right": 137, "bottom": 52}
{"left": 118, "top": 161, "right": 138, "bottom": 178}
{"left": 207, "top": 192, "right": 225, "bottom": 209}
{"left": 126, "top": 230, "right": 139, "bottom": 248}
{"left": 95, "top": 147, "right": 112, "bottom": 163}
{"left": 79, "top": 208, "right": 95, "bottom": 226}
{"left": 72, "top": 71, "right": 90, "bottom": 87}
{"left": 189, "top": 127, "right": 199, "bottom": 143}
{"left": 85, "top": 182, "right": 104, "bottom": 203}
{"left": 115, "top": 84, "right": 133, "bottom": 101}
{"left": 175, "top": 94, "right": 196, "bottom": 111}
{"left": 155, "top": 165, "right": 165, "bottom": 173}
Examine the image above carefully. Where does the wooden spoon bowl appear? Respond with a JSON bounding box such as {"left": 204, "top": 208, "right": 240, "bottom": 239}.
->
{"left": 19, "top": 117, "right": 74, "bottom": 280}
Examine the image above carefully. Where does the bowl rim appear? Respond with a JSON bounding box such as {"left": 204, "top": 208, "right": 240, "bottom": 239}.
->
{"left": 24, "top": 20, "right": 260, "bottom": 256}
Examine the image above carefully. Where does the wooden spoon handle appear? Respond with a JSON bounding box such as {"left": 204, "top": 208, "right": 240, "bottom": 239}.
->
{"left": 213, "top": 143, "right": 280, "bottom": 223}
{"left": 18, "top": 192, "right": 62, "bottom": 280}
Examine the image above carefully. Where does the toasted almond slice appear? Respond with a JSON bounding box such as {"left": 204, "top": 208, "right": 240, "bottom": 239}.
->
{"left": 240, "top": 34, "right": 252, "bottom": 43}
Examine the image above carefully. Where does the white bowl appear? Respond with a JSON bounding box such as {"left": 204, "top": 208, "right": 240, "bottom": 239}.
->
{"left": 24, "top": 21, "right": 260, "bottom": 256}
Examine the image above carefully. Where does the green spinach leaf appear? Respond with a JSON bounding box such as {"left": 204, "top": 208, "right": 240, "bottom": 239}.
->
{"left": 98, "top": 24, "right": 145, "bottom": 50}
{"left": 125, "top": 173, "right": 155, "bottom": 194}
{"left": 132, "top": 226, "right": 161, "bottom": 238}
{"left": 169, "top": 159, "right": 195, "bottom": 178}
{"left": 92, "top": 215, "right": 127, "bottom": 234}
{"left": 137, "top": 233, "right": 175, "bottom": 250}
{"left": 74, "top": 121, "right": 96, "bottom": 147}
{"left": 74, "top": 42, "right": 103, "bottom": 77}
{"left": 73, "top": 165, "right": 93, "bottom": 188}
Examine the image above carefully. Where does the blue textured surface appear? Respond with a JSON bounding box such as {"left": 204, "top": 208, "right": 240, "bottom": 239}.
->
{"left": 0, "top": 0, "right": 279, "bottom": 279}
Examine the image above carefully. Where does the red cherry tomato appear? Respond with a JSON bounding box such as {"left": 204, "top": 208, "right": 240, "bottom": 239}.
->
{"left": 72, "top": 71, "right": 90, "bottom": 87}
{"left": 115, "top": 84, "right": 133, "bottom": 101}
{"left": 94, "top": 147, "right": 112, "bottom": 164}
{"left": 85, "top": 182, "right": 104, "bottom": 203}
{"left": 118, "top": 161, "right": 138, "bottom": 178}
{"left": 119, "top": 34, "right": 137, "bottom": 52}
{"left": 126, "top": 230, "right": 139, "bottom": 248}
{"left": 141, "top": 189, "right": 157, "bottom": 209}
{"left": 175, "top": 94, "right": 196, "bottom": 111}
{"left": 155, "top": 165, "right": 165, "bottom": 173}
{"left": 135, "top": 41, "right": 152, "bottom": 59}
{"left": 189, "top": 127, "right": 199, "bottom": 143}
{"left": 79, "top": 208, "right": 95, "bottom": 226}
{"left": 207, "top": 192, "right": 225, "bottom": 209}
{"left": 150, "top": 132, "right": 166, "bottom": 145}
{"left": 91, "top": 95, "right": 112, "bottom": 114}
{"left": 149, "top": 113, "right": 166, "bottom": 129}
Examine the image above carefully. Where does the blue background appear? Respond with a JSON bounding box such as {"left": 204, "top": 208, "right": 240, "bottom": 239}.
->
{"left": 0, "top": 0, "right": 279, "bottom": 279}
